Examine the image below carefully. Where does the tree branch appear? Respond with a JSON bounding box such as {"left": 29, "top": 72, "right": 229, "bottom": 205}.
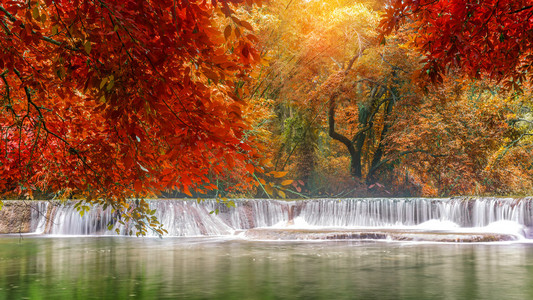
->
{"left": 369, "top": 148, "right": 447, "bottom": 175}
{"left": 510, "top": 118, "right": 533, "bottom": 125}
{"left": 0, "top": 5, "right": 79, "bottom": 51}
{"left": 328, "top": 93, "right": 357, "bottom": 158}
{"left": 508, "top": 5, "right": 533, "bottom": 15}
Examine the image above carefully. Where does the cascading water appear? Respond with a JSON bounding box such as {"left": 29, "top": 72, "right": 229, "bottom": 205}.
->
{"left": 30, "top": 201, "right": 49, "bottom": 234}
{"left": 27, "top": 198, "right": 533, "bottom": 240}
{"left": 31, "top": 199, "right": 290, "bottom": 236}
{"left": 296, "top": 198, "right": 533, "bottom": 228}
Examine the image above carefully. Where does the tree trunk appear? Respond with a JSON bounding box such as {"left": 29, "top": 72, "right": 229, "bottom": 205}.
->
{"left": 367, "top": 97, "right": 394, "bottom": 182}
{"left": 328, "top": 94, "right": 360, "bottom": 178}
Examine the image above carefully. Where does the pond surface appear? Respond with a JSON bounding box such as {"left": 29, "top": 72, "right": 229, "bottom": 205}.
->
{"left": 1, "top": 237, "right": 533, "bottom": 299}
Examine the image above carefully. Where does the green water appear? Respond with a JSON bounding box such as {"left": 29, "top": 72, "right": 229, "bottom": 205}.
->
{"left": 1, "top": 237, "right": 533, "bottom": 299}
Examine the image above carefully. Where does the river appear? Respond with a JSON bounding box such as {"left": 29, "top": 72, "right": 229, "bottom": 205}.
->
{"left": 1, "top": 236, "right": 533, "bottom": 299}
{"left": 2, "top": 198, "right": 533, "bottom": 299}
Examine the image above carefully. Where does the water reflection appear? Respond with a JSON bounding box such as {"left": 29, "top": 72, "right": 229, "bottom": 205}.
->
{"left": 1, "top": 237, "right": 533, "bottom": 299}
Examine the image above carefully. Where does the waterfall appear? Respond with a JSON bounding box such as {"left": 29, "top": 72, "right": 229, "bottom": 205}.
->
{"left": 296, "top": 198, "right": 533, "bottom": 228}
{"left": 27, "top": 197, "right": 533, "bottom": 237}
{"left": 31, "top": 199, "right": 290, "bottom": 236}
{"left": 30, "top": 201, "right": 49, "bottom": 234}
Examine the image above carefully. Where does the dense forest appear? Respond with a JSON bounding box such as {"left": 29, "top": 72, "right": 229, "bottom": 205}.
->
{"left": 242, "top": 0, "right": 533, "bottom": 198}
{"left": 1, "top": 0, "right": 532, "bottom": 233}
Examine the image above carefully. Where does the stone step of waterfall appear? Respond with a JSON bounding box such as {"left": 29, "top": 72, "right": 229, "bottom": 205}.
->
{"left": 242, "top": 228, "right": 520, "bottom": 243}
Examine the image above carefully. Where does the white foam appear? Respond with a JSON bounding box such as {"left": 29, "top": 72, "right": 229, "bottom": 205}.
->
{"left": 415, "top": 220, "right": 460, "bottom": 230}
{"left": 478, "top": 220, "right": 526, "bottom": 237}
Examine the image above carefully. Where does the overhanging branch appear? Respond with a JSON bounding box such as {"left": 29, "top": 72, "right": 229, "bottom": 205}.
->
{"left": 0, "top": 5, "right": 80, "bottom": 51}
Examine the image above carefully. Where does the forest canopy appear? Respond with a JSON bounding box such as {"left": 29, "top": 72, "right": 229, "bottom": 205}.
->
{"left": 1, "top": 0, "right": 532, "bottom": 234}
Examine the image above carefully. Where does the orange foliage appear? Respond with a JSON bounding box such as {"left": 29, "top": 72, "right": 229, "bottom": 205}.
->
{"left": 0, "top": 0, "right": 263, "bottom": 234}
{"left": 381, "top": 0, "right": 533, "bottom": 88}
{"left": 385, "top": 78, "right": 533, "bottom": 196}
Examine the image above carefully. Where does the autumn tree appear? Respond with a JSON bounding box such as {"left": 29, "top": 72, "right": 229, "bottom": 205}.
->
{"left": 249, "top": 0, "right": 390, "bottom": 191}
{"left": 299, "top": 3, "right": 420, "bottom": 184}
{"left": 246, "top": 0, "right": 428, "bottom": 195}
{"left": 381, "top": 0, "right": 533, "bottom": 87}
{"left": 380, "top": 0, "right": 533, "bottom": 195}
{"left": 382, "top": 78, "right": 531, "bottom": 196}
{"left": 0, "top": 0, "right": 263, "bottom": 234}
{"left": 325, "top": 41, "right": 415, "bottom": 181}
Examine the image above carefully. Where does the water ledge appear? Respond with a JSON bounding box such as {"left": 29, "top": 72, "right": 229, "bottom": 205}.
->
{"left": 243, "top": 228, "right": 519, "bottom": 242}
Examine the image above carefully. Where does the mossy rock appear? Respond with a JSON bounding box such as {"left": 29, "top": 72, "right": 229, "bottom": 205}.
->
{"left": 0, "top": 201, "right": 32, "bottom": 233}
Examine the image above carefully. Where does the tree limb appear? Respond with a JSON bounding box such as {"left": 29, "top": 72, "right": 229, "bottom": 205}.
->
{"left": 369, "top": 148, "right": 447, "bottom": 175}
{"left": 0, "top": 5, "right": 79, "bottom": 51}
